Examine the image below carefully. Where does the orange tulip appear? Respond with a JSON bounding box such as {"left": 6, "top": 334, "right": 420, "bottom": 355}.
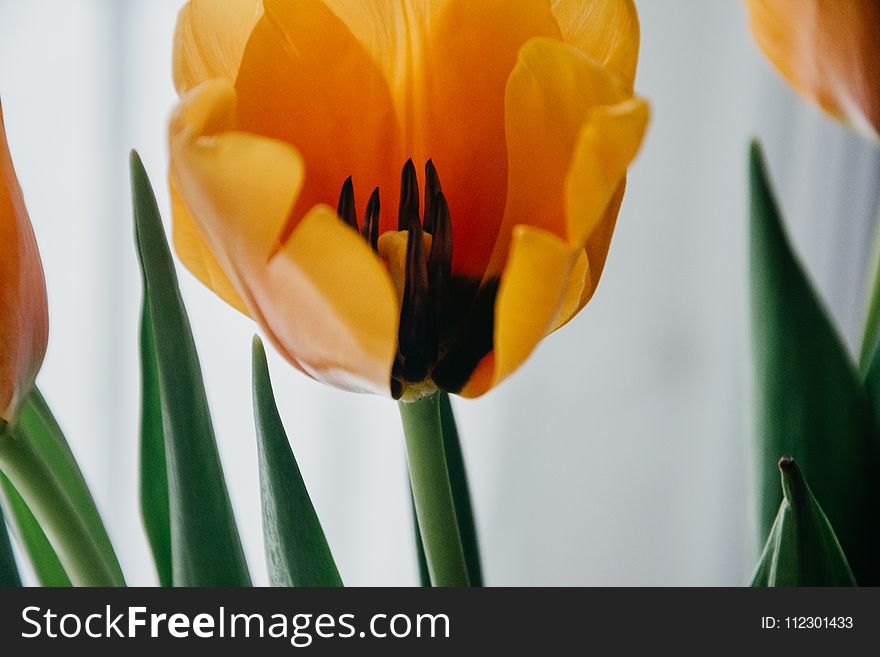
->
{"left": 746, "top": 0, "right": 880, "bottom": 143}
{"left": 0, "top": 101, "right": 48, "bottom": 426}
{"left": 169, "top": 0, "right": 648, "bottom": 398}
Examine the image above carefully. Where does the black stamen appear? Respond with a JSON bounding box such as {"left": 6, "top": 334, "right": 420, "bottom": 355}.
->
{"left": 423, "top": 159, "right": 442, "bottom": 234}
{"left": 362, "top": 187, "right": 380, "bottom": 251}
{"left": 398, "top": 158, "right": 419, "bottom": 231}
{"left": 428, "top": 190, "right": 452, "bottom": 342}
{"left": 337, "top": 176, "right": 358, "bottom": 231}
{"left": 396, "top": 175, "right": 433, "bottom": 382}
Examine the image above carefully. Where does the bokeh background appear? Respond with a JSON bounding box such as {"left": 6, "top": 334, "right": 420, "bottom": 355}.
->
{"left": 1, "top": 0, "right": 878, "bottom": 586}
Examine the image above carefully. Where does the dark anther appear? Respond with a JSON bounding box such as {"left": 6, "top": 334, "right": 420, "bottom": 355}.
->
{"left": 337, "top": 176, "right": 358, "bottom": 231}
{"left": 362, "top": 187, "right": 380, "bottom": 251}
{"left": 398, "top": 158, "right": 419, "bottom": 231}
{"left": 423, "top": 159, "right": 442, "bottom": 234}
{"left": 396, "top": 167, "right": 434, "bottom": 382}
{"left": 427, "top": 190, "right": 452, "bottom": 341}
{"left": 337, "top": 160, "right": 494, "bottom": 392}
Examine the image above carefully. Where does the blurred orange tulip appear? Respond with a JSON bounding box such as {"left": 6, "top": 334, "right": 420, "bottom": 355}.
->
{"left": 746, "top": 0, "right": 880, "bottom": 143}
{"left": 169, "top": 0, "right": 648, "bottom": 398}
{"left": 0, "top": 101, "right": 48, "bottom": 425}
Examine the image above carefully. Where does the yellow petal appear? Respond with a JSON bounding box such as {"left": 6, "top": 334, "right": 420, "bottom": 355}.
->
{"left": 322, "top": 0, "right": 561, "bottom": 278}
{"left": 551, "top": 179, "right": 626, "bottom": 331}
{"left": 551, "top": 0, "right": 640, "bottom": 90}
{"left": 565, "top": 98, "right": 648, "bottom": 246}
{"left": 550, "top": 248, "right": 591, "bottom": 333}
{"left": 487, "top": 37, "right": 628, "bottom": 278}
{"left": 169, "top": 78, "right": 305, "bottom": 355}
{"left": 746, "top": 0, "right": 880, "bottom": 143}
{"left": 262, "top": 205, "right": 399, "bottom": 395}
{"left": 170, "top": 177, "right": 249, "bottom": 316}
{"left": 460, "top": 225, "right": 579, "bottom": 398}
{"left": 235, "top": 0, "right": 401, "bottom": 243}
{"left": 169, "top": 79, "right": 304, "bottom": 282}
{"left": 0, "top": 102, "right": 48, "bottom": 423}
{"left": 170, "top": 80, "right": 398, "bottom": 395}
{"left": 172, "top": 0, "right": 262, "bottom": 94}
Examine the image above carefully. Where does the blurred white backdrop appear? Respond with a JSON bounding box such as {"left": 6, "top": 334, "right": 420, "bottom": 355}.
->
{"left": 1, "top": 0, "right": 878, "bottom": 586}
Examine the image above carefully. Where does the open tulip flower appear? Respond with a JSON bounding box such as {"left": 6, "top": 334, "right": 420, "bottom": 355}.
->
{"left": 169, "top": 0, "right": 648, "bottom": 399}
{"left": 746, "top": 0, "right": 880, "bottom": 144}
{"left": 0, "top": 100, "right": 48, "bottom": 428}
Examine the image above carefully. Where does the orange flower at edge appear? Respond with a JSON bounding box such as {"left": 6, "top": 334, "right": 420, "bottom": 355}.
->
{"left": 0, "top": 100, "right": 48, "bottom": 425}
{"left": 169, "top": 0, "right": 649, "bottom": 399}
{"left": 746, "top": 0, "right": 880, "bottom": 144}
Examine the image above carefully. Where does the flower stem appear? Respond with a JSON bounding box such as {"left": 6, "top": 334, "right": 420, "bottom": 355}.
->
{"left": 0, "top": 429, "right": 117, "bottom": 586}
{"left": 859, "top": 194, "right": 880, "bottom": 373}
{"left": 398, "top": 390, "right": 469, "bottom": 587}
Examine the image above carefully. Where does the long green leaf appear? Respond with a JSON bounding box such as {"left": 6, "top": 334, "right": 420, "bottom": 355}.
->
{"left": 0, "top": 472, "right": 69, "bottom": 586}
{"left": 17, "top": 388, "right": 124, "bottom": 584}
{"left": 131, "top": 151, "right": 250, "bottom": 587}
{"left": 139, "top": 296, "right": 172, "bottom": 587}
{"left": 752, "top": 457, "right": 856, "bottom": 586}
{"left": 439, "top": 392, "right": 483, "bottom": 586}
{"left": 252, "top": 337, "right": 342, "bottom": 587}
{"left": 410, "top": 490, "right": 430, "bottom": 587}
{"left": 749, "top": 141, "right": 880, "bottom": 584}
{"left": 0, "top": 493, "right": 21, "bottom": 587}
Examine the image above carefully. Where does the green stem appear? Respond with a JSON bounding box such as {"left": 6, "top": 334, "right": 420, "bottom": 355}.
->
{"left": 0, "top": 430, "right": 117, "bottom": 586}
{"left": 859, "top": 196, "right": 880, "bottom": 373}
{"left": 399, "top": 390, "right": 469, "bottom": 587}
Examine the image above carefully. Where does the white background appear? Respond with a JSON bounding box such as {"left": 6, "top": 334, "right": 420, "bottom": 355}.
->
{"left": 1, "top": 0, "right": 878, "bottom": 586}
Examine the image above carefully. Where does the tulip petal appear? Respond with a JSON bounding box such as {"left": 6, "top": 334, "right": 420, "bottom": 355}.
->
{"left": 746, "top": 0, "right": 880, "bottom": 143}
{"left": 322, "top": 0, "right": 562, "bottom": 278}
{"left": 565, "top": 98, "right": 648, "bottom": 247}
{"left": 551, "top": 0, "right": 640, "bottom": 90}
{"left": 263, "top": 206, "right": 399, "bottom": 395}
{"left": 0, "top": 103, "right": 48, "bottom": 424}
{"left": 460, "top": 226, "right": 579, "bottom": 398}
{"left": 488, "top": 37, "right": 628, "bottom": 277}
{"left": 170, "top": 178, "right": 248, "bottom": 315}
{"left": 172, "top": 0, "right": 263, "bottom": 94}
{"left": 235, "top": 0, "right": 401, "bottom": 243}
{"left": 169, "top": 79, "right": 304, "bottom": 289}
{"left": 169, "top": 79, "right": 309, "bottom": 375}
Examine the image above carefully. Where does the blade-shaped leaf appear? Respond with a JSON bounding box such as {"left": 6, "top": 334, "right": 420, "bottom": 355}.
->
{"left": 140, "top": 295, "right": 172, "bottom": 587}
{"left": 0, "top": 493, "right": 21, "bottom": 587}
{"left": 439, "top": 392, "right": 483, "bottom": 587}
{"left": 0, "top": 472, "right": 69, "bottom": 586}
{"left": 410, "top": 392, "right": 482, "bottom": 587}
{"left": 252, "top": 337, "right": 342, "bottom": 587}
{"left": 752, "top": 457, "right": 856, "bottom": 586}
{"left": 410, "top": 489, "right": 430, "bottom": 587}
{"left": 749, "top": 141, "right": 880, "bottom": 584}
{"left": 17, "top": 388, "right": 124, "bottom": 585}
{"left": 131, "top": 151, "right": 250, "bottom": 587}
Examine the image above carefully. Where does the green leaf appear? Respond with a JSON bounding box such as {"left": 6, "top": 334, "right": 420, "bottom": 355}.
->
{"left": 0, "top": 472, "right": 69, "bottom": 586}
{"left": 752, "top": 457, "right": 856, "bottom": 586}
{"left": 749, "top": 141, "right": 880, "bottom": 584}
{"left": 131, "top": 151, "right": 250, "bottom": 587}
{"left": 439, "top": 392, "right": 483, "bottom": 587}
{"left": 139, "top": 296, "right": 172, "bottom": 587}
{"left": 410, "top": 489, "right": 430, "bottom": 587}
{"left": 17, "top": 388, "right": 124, "bottom": 585}
{"left": 0, "top": 490, "right": 21, "bottom": 587}
{"left": 251, "top": 337, "right": 342, "bottom": 587}
{"left": 409, "top": 392, "right": 482, "bottom": 587}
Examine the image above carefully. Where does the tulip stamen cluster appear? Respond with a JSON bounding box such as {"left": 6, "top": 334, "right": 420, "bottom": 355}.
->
{"left": 335, "top": 160, "right": 498, "bottom": 399}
